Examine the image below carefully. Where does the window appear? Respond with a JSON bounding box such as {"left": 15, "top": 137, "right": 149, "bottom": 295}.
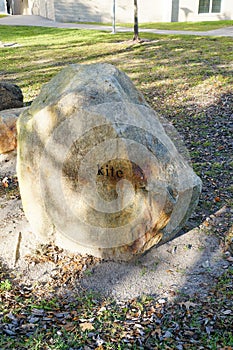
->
{"left": 212, "top": 0, "right": 221, "bottom": 12}
{"left": 198, "top": 0, "right": 221, "bottom": 14}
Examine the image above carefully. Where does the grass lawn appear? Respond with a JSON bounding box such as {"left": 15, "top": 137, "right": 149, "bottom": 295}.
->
{"left": 76, "top": 19, "right": 233, "bottom": 31}
{"left": 0, "top": 26, "right": 232, "bottom": 349}
{"left": 138, "top": 19, "right": 233, "bottom": 31}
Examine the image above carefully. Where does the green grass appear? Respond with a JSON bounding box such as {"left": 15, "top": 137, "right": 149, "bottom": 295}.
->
{"left": 75, "top": 19, "right": 233, "bottom": 31}
{"left": 138, "top": 19, "right": 233, "bottom": 31}
{"left": 0, "top": 278, "right": 12, "bottom": 291}
{"left": 0, "top": 25, "right": 232, "bottom": 105}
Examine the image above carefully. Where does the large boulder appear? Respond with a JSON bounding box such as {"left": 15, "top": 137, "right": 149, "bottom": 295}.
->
{"left": 0, "top": 107, "right": 27, "bottom": 154}
{"left": 17, "top": 63, "right": 202, "bottom": 261}
{"left": 0, "top": 82, "right": 24, "bottom": 111}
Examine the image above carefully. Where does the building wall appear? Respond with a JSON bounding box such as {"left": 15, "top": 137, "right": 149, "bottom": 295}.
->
{"left": 39, "top": 0, "right": 55, "bottom": 20}
{"left": 54, "top": 0, "right": 112, "bottom": 23}
{"left": 10, "top": 0, "right": 233, "bottom": 22}
{"left": 219, "top": 0, "right": 233, "bottom": 20}
{"left": 12, "top": 0, "right": 54, "bottom": 18}
{"left": 28, "top": 0, "right": 40, "bottom": 15}
{"left": 53, "top": 0, "right": 233, "bottom": 23}
{"left": 14, "top": 0, "right": 30, "bottom": 15}
{"left": 12, "top": 0, "right": 35, "bottom": 15}
{"left": 53, "top": 0, "right": 171, "bottom": 24}
{"left": 0, "top": 0, "right": 7, "bottom": 13}
{"left": 137, "top": 0, "right": 172, "bottom": 23}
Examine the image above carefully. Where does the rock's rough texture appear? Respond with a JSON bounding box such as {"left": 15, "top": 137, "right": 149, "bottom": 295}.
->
{"left": 0, "top": 82, "right": 24, "bottom": 111}
{"left": 17, "top": 63, "right": 202, "bottom": 260}
{"left": 0, "top": 107, "right": 26, "bottom": 154}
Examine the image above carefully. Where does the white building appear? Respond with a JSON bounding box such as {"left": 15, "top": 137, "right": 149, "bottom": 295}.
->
{"left": 2, "top": 0, "right": 233, "bottom": 23}
{"left": 0, "top": 0, "right": 6, "bottom": 13}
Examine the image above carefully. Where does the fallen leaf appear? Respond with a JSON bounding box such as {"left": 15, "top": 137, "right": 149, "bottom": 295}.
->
{"left": 226, "top": 256, "right": 233, "bottom": 262}
{"left": 63, "top": 322, "right": 75, "bottom": 331}
{"left": 222, "top": 310, "right": 231, "bottom": 315}
{"left": 203, "top": 221, "right": 210, "bottom": 227}
{"left": 80, "top": 322, "right": 94, "bottom": 331}
{"left": 179, "top": 301, "right": 197, "bottom": 310}
{"left": 2, "top": 177, "right": 9, "bottom": 188}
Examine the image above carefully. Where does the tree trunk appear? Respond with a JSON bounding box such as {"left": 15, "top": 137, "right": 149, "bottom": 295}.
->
{"left": 133, "top": 0, "right": 140, "bottom": 41}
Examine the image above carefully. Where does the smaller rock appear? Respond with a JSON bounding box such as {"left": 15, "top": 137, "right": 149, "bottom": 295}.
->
{"left": 0, "top": 82, "right": 23, "bottom": 111}
{"left": 0, "top": 107, "right": 26, "bottom": 153}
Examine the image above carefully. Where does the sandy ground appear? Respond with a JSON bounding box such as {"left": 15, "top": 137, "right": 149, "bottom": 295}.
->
{"left": 0, "top": 151, "right": 231, "bottom": 301}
